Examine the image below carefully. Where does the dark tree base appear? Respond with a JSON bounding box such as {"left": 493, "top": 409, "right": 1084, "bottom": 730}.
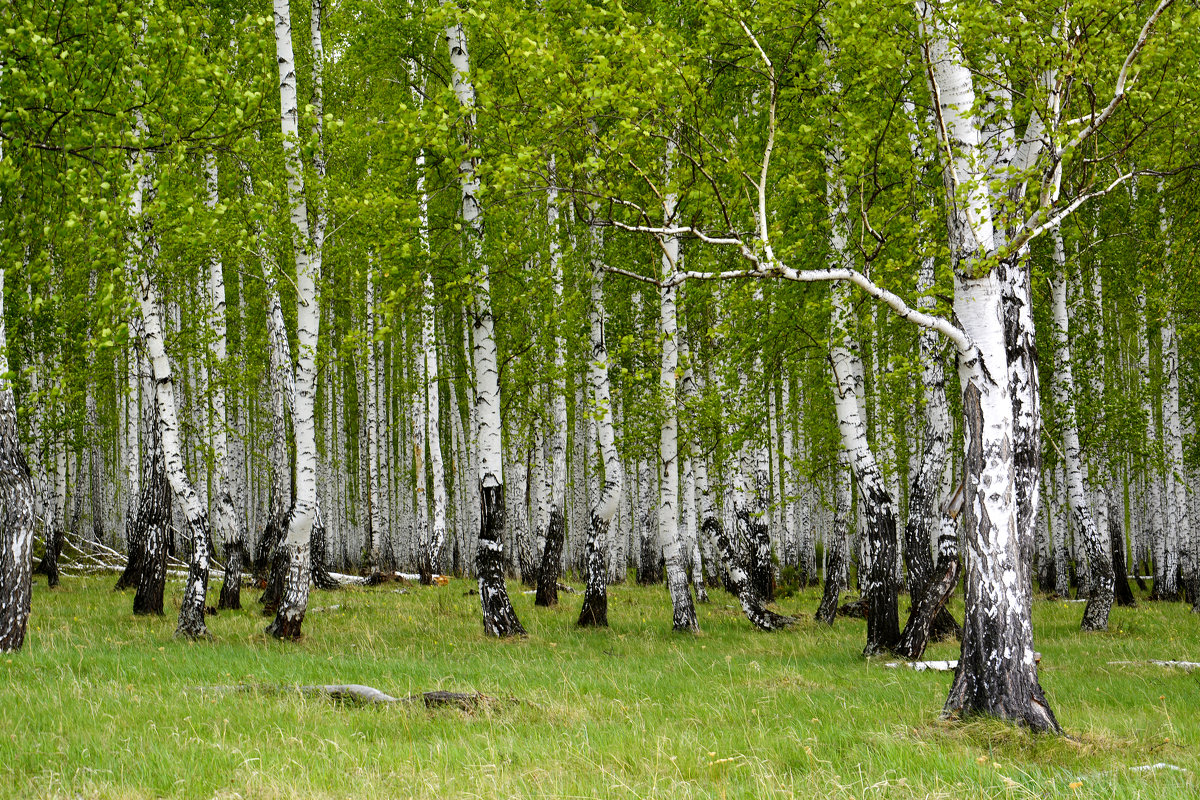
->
{"left": 478, "top": 484, "right": 526, "bottom": 638}
{"left": 1109, "top": 514, "right": 1136, "bottom": 608}
{"left": 895, "top": 555, "right": 961, "bottom": 660}
{"left": 535, "top": 507, "right": 566, "bottom": 607}
{"left": 577, "top": 594, "right": 608, "bottom": 627}
{"left": 577, "top": 510, "right": 610, "bottom": 628}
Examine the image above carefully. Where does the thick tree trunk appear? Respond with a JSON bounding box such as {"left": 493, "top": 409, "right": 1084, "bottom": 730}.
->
{"left": 132, "top": 422, "right": 170, "bottom": 617}
{"left": 943, "top": 271, "right": 1059, "bottom": 733}
{"left": 0, "top": 263, "right": 37, "bottom": 653}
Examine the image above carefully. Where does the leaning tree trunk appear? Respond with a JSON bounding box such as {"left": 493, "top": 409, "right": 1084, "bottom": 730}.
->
{"left": 578, "top": 247, "right": 623, "bottom": 628}
{"left": 895, "top": 477, "right": 962, "bottom": 659}
{"left": 0, "top": 261, "right": 37, "bottom": 653}
{"left": 535, "top": 157, "right": 568, "bottom": 608}
{"left": 129, "top": 115, "right": 212, "bottom": 639}
{"left": 1051, "top": 232, "right": 1113, "bottom": 632}
{"left": 138, "top": 269, "right": 213, "bottom": 638}
{"left": 444, "top": 9, "right": 523, "bottom": 637}
{"left": 710, "top": 456, "right": 794, "bottom": 631}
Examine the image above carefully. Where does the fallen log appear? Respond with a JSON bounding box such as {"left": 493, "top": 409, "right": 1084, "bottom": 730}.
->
{"left": 192, "top": 684, "right": 491, "bottom": 710}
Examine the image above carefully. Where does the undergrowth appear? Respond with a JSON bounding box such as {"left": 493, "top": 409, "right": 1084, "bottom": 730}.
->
{"left": 2, "top": 575, "right": 1197, "bottom": 799}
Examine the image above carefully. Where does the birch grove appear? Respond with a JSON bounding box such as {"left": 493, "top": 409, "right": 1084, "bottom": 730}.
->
{"left": 2, "top": 0, "right": 1197, "bottom": 740}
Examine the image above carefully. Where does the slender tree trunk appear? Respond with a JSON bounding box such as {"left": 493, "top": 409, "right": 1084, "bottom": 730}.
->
{"left": 535, "top": 157, "right": 568, "bottom": 607}
{"left": 578, "top": 249, "right": 623, "bottom": 626}
{"left": 658, "top": 159, "right": 699, "bottom": 632}
{"left": 444, "top": 9, "right": 523, "bottom": 636}
{"left": 1051, "top": 231, "right": 1113, "bottom": 632}
{"left": 816, "top": 453, "right": 851, "bottom": 625}
{"left": 204, "top": 156, "right": 246, "bottom": 612}
{"left": 265, "top": 0, "right": 322, "bottom": 639}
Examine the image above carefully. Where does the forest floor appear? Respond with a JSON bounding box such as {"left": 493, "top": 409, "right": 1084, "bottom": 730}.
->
{"left": 2, "top": 574, "right": 1198, "bottom": 799}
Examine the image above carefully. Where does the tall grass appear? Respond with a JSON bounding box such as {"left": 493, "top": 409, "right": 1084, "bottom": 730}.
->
{"left": 2, "top": 575, "right": 1196, "bottom": 799}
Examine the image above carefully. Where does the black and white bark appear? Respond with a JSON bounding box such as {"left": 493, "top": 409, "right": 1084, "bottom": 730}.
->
{"left": 578, "top": 246, "right": 623, "bottom": 627}
{"left": 657, "top": 152, "right": 699, "bottom": 632}
{"left": 830, "top": 278, "right": 900, "bottom": 655}
{"left": 919, "top": 0, "right": 1060, "bottom": 731}
{"left": 444, "top": 7, "right": 524, "bottom": 636}
{"left": 265, "top": 0, "right": 322, "bottom": 640}
{"left": 205, "top": 155, "right": 246, "bottom": 612}
{"left": 132, "top": 405, "right": 170, "bottom": 617}
{"left": 0, "top": 259, "right": 37, "bottom": 652}
{"left": 816, "top": 452, "right": 852, "bottom": 626}
{"left": 535, "top": 157, "right": 567, "bottom": 607}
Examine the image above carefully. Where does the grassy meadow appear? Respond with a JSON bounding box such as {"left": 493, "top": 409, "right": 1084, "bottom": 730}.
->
{"left": 2, "top": 573, "right": 1198, "bottom": 799}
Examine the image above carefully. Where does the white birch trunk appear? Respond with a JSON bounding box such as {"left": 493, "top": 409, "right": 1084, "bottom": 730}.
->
{"left": 205, "top": 155, "right": 246, "bottom": 611}
{"left": 658, "top": 140, "right": 699, "bottom": 632}
{"left": 267, "top": 0, "right": 321, "bottom": 639}
{"left": 578, "top": 245, "right": 624, "bottom": 626}
{"left": 0, "top": 249, "right": 37, "bottom": 651}
{"left": 1051, "top": 229, "right": 1113, "bottom": 631}
{"left": 535, "top": 156, "right": 569, "bottom": 606}
{"left": 920, "top": 0, "right": 1059, "bottom": 731}
{"left": 443, "top": 7, "right": 523, "bottom": 636}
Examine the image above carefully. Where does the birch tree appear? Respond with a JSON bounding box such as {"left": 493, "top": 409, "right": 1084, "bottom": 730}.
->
{"left": 265, "top": 0, "right": 322, "bottom": 639}
{"left": 443, "top": 4, "right": 524, "bottom": 636}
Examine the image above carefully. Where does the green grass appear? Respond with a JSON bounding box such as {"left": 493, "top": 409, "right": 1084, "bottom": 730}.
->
{"left": 2, "top": 575, "right": 1197, "bottom": 799}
